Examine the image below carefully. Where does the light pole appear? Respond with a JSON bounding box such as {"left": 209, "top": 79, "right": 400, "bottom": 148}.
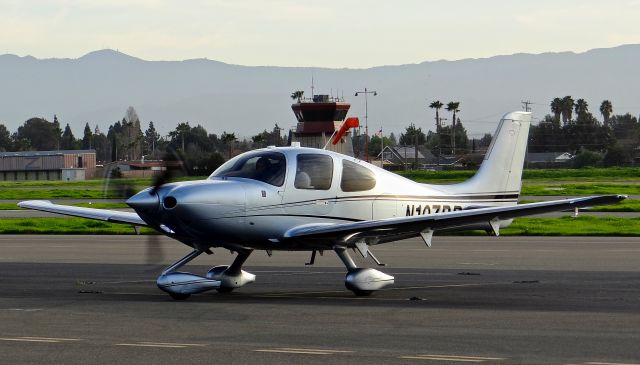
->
{"left": 355, "top": 88, "right": 377, "bottom": 162}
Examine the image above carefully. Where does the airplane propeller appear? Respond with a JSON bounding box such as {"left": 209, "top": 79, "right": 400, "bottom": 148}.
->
{"left": 103, "top": 147, "right": 187, "bottom": 265}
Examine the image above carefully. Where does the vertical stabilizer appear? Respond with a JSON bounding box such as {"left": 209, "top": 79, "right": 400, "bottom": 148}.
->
{"left": 445, "top": 111, "right": 531, "bottom": 195}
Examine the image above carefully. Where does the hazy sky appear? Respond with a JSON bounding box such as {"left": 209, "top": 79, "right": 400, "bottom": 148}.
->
{"left": 2, "top": 0, "right": 640, "bottom": 67}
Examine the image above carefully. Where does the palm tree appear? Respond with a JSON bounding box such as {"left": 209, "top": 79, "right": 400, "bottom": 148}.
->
{"left": 446, "top": 101, "right": 460, "bottom": 154}
{"left": 221, "top": 131, "right": 237, "bottom": 160}
{"left": 574, "top": 98, "right": 589, "bottom": 117}
{"left": 599, "top": 100, "right": 613, "bottom": 127}
{"left": 290, "top": 90, "right": 304, "bottom": 102}
{"left": 550, "top": 97, "right": 563, "bottom": 123}
{"left": 429, "top": 100, "right": 444, "bottom": 131}
{"left": 561, "top": 96, "right": 574, "bottom": 125}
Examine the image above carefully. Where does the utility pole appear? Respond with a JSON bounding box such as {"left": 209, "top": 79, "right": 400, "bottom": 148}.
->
{"left": 521, "top": 100, "right": 533, "bottom": 112}
{"left": 414, "top": 124, "right": 418, "bottom": 169}
{"left": 355, "top": 88, "right": 377, "bottom": 162}
{"left": 380, "top": 126, "right": 384, "bottom": 169}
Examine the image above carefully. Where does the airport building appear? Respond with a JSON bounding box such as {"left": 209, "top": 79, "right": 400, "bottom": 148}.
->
{"left": 289, "top": 94, "right": 355, "bottom": 156}
{"left": 0, "top": 150, "right": 96, "bottom": 181}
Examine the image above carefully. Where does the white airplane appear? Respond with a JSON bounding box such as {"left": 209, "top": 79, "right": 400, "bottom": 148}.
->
{"left": 19, "top": 111, "right": 625, "bottom": 299}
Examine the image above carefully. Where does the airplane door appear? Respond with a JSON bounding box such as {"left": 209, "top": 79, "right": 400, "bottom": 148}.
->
{"left": 282, "top": 153, "right": 335, "bottom": 216}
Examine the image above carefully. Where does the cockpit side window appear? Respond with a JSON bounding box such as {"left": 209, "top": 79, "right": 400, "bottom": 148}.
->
{"left": 294, "top": 154, "right": 333, "bottom": 190}
{"left": 340, "top": 160, "right": 376, "bottom": 192}
{"left": 210, "top": 152, "right": 286, "bottom": 186}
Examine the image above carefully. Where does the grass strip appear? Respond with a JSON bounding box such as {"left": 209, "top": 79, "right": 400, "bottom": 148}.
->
{"left": 0, "top": 218, "right": 157, "bottom": 235}
{"left": 521, "top": 183, "right": 640, "bottom": 196}
{"left": 0, "top": 203, "right": 129, "bottom": 210}
{"left": 398, "top": 167, "right": 640, "bottom": 182}
{"left": 501, "top": 216, "right": 640, "bottom": 236}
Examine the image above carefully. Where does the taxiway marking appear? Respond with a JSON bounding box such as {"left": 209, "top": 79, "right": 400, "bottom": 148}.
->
{"left": 400, "top": 354, "right": 506, "bottom": 362}
{"left": 0, "top": 336, "right": 82, "bottom": 343}
{"left": 115, "top": 341, "right": 206, "bottom": 348}
{"left": 255, "top": 347, "right": 352, "bottom": 355}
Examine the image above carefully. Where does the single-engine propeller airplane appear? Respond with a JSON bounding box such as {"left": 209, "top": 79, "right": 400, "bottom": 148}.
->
{"left": 19, "top": 111, "right": 626, "bottom": 299}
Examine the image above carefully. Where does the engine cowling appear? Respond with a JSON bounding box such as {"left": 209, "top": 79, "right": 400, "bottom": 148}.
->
{"left": 156, "top": 272, "right": 221, "bottom": 295}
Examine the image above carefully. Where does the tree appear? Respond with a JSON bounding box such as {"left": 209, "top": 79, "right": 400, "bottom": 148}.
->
{"left": 603, "top": 143, "right": 631, "bottom": 166}
{"left": 144, "top": 121, "right": 160, "bottom": 157}
{"left": 92, "top": 126, "right": 110, "bottom": 162}
{"left": 0, "top": 124, "right": 11, "bottom": 151}
{"left": 82, "top": 122, "right": 93, "bottom": 149}
{"left": 52, "top": 115, "right": 62, "bottom": 150}
{"left": 478, "top": 133, "right": 492, "bottom": 148}
{"left": 399, "top": 123, "right": 426, "bottom": 145}
{"left": 574, "top": 98, "right": 589, "bottom": 119}
{"left": 61, "top": 123, "right": 77, "bottom": 149}
{"left": 561, "top": 96, "right": 574, "bottom": 125}
{"left": 290, "top": 90, "right": 304, "bottom": 102}
{"left": 446, "top": 102, "right": 460, "bottom": 154}
{"left": 221, "top": 132, "right": 237, "bottom": 159}
{"left": 251, "top": 132, "right": 267, "bottom": 148}
{"left": 15, "top": 117, "right": 60, "bottom": 150}
{"left": 550, "top": 97, "right": 563, "bottom": 124}
{"left": 388, "top": 132, "right": 397, "bottom": 146}
{"left": 368, "top": 135, "right": 394, "bottom": 158}
{"left": 572, "top": 148, "right": 602, "bottom": 168}
{"left": 600, "top": 100, "right": 613, "bottom": 127}
{"left": 429, "top": 100, "right": 444, "bottom": 131}
{"left": 170, "top": 122, "right": 191, "bottom": 152}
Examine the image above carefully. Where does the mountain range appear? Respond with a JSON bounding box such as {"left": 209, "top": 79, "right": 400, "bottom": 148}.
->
{"left": 1, "top": 45, "right": 639, "bottom": 138}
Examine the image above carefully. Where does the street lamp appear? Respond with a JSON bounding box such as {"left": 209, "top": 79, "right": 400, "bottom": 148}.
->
{"left": 355, "top": 88, "right": 377, "bottom": 162}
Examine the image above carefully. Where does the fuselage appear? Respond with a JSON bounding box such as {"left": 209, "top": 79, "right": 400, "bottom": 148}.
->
{"left": 126, "top": 146, "right": 518, "bottom": 251}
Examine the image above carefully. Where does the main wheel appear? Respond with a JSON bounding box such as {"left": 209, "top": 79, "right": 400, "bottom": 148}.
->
{"left": 169, "top": 292, "right": 191, "bottom": 300}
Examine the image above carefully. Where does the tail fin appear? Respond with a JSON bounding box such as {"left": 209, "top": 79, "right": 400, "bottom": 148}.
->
{"left": 445, "top": 111, "right": 531, "bottom": 195}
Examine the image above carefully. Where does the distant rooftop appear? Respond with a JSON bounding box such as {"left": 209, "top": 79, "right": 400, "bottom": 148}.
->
{"left": 0, "top": 150, "right": 96, "bottom": 157}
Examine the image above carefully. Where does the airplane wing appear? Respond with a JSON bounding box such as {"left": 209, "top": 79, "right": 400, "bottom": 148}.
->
{"left": 284, "top": 195, "right": 626, "bottom": 245}
{"left": 18, "top": 200, "right": 147, "bottom": 226}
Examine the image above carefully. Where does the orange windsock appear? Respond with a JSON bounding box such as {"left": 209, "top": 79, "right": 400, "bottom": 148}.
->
{"left": 332, "top": 117, "right": 359, "bottom": 145}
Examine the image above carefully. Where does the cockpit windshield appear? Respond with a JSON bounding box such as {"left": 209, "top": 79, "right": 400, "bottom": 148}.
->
{"left": 209, "top": 152, "right": 286, "bottom": 186}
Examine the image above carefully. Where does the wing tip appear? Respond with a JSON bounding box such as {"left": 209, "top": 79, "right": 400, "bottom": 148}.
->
{"left": 18, "top": 200, "right": 53, "bottom": 208}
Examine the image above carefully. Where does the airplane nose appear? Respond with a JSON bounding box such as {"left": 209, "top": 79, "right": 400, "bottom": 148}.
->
{"left": 126, "top": 188, "right": 160, "bottom": 212}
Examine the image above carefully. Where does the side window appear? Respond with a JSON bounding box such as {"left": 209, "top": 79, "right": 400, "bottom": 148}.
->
{"left": 295, "top": 154, "right": 333, "bottom": 190}
{"left": 341, "top": 160, "right": 376, "bottom": 192}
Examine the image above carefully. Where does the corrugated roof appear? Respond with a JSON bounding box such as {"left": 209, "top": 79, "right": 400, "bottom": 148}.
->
{"left": 0, "top": 150, "right": 96, "bottom": 157}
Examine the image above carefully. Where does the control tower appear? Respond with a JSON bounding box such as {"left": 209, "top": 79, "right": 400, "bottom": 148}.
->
{"left": 289, "top": 94, "right": 355, "bottom": 156}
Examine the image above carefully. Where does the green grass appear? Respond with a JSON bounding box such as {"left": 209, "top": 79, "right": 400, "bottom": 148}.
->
{"left": 501, "top": 216, "right": 640, "bottom": 236}
{"left": 0, "top": 202, "right": 129, "bottom": 210}
{"left": 521, "top": 183, "right": 640, "bottom": 196}
{"left": 518, "top": 199, "right": 640, "bottom": 212}
{"left": 398, "top": 168, "right": 639, "bottom": 197}
{"left": 0, "top": 217, "right": 157, "bottom": 234}
{"left": 398, "top": 167, "right": 640, "bottom": 184}
{"left": 0, "top": 176, "right": 206, "bottom": 199}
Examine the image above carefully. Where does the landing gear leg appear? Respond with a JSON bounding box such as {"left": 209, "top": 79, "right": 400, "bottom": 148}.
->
{"left": 156, "top": 249, "right": 221, "bottom": 300}
{"left": 334, "top": 246, "right": 394, "bottom": 296}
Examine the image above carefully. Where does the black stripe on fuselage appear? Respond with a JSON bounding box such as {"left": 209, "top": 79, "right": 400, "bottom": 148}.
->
{"left": 246, "top": 193, "right": 519, "bottom": 212}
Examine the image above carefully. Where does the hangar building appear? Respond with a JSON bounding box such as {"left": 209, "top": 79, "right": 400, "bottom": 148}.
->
{"left": 0, "top": 150, "right": 96, "bottom": 181}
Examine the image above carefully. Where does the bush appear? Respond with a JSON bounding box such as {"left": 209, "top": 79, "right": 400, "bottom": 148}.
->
{"left": 572, "top": 148, "right": 603, "bottom": 168}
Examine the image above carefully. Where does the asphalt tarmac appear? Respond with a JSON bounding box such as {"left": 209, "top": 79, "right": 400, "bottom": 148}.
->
{"left": 1, "top": 235, "right": 639, "bottom": 365}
